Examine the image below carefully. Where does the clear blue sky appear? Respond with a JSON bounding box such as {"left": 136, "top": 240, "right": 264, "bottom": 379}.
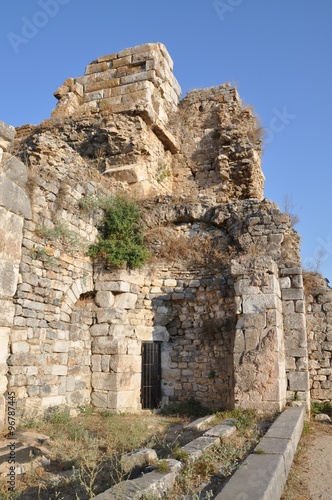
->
{"left": 1, "top": 0, "right": 332, "bottom": 280}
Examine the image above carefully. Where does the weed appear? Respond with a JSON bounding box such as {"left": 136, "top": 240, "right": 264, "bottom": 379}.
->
{"left": 36, "top": 221, "right": 82, "bottom": 251}
{"left": 283, "top": 193, "right": 300, "bottom": 227}
{"left": 214, "top": 408, "right": 256, "bottom": 435}
{"left": 44, "top": 406, "right": 71, "bottom": 425}
{"left": 254, "top": 447, "right": 265, "bottom": 454}
{"left": 87, "top": 194, "right": 150, "bottom": 269}
{"left": 156, "top": 163, "right": 171, "bottom": 183}
{"left": 78, "top": 193, "right": 100, "bottom": 212}
{"left": 156, "top": 460, "right": 171, "bottom": 473}
{"left": 302, "top": 421, "right": 312, "bottom": 436}
{"left": 145, "top": 226, "right": 233, "bottom": 269}
{"left": 172, "top": 447, "right": 190, "bottom": 463}
{"left": 30, "top": 247, "right": 57, "bottom": 268}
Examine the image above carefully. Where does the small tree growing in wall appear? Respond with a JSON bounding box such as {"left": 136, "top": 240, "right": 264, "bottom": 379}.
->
{"left": 87, "top": 195, "right": 149, "bottom": 269}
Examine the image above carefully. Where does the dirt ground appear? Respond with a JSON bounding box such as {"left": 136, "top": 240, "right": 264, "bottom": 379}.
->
{"left": 282, "top": 420, "right": 332, "bottom": 500}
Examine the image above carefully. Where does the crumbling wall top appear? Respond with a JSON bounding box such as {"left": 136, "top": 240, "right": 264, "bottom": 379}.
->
{"left": 51, "top": 43, "right": 181, "bottom": 135}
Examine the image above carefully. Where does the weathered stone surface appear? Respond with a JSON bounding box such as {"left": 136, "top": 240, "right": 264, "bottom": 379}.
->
{"left": 180, "top": 436, "right": 220, "bottom": 460}
{"left": 93, "top": 459, "right": 181, "bottom": 500}
{"left": 0, "top": 175, "right": 31, "bottom": 218}
{"left": 120, "top": 448, "right": 157, "bottom": 474}
{"left": 0, "top": 121, "right": 15, "bottom": 151}
{"left": 95, "top": 291, "right": 115, "bottom": 308}
{"left": 288, "top": 372, "right": 309, "bottom": 392}
{"left": 314, "top": 413, "right": 331, "bottom": 423}
{"left": 114, "top": 293, "right": 138, "bottom": 309}
{"left": 3, "top": 156, "right": 28, "bottom": 187}
{"left": 0, "top": 42, "right": 324, "bottom": 418}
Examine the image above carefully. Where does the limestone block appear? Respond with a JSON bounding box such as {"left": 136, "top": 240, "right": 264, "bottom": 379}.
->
{"left": 288, "top": 372, "right": 309, "bottom": 391}
{"left": 67, "top": 389, "right": 91, "bottom": 406}
{"left": 114, "top": 293, "right": 138, "bottom": 310}
{"left": 121, "top": 448, "right": 157, "bottom": 474}
{"left": 283, "top": 313, "right": 306, "bottom": 331}
{"left": 0, "top": 175, "right": 31, "bottom": 218}
{"left": 0, "top": 300, "right": 15, "bottom": 326}
{"left": 103, "top": 163, "right": 148, "bottom": 184}
{"left": 85, "top": 78, "right": 120, "bottom": 93}
{"left": 120, "top": 70, "right": 156, "bottom": 86}
{"left": 73, "top": 82, "right": 84, "bottom": 97}
{"left": 0, "top": 261, "right": 20, "bottom": 299}
{"left": 0, "top": 328, "right": 9, "bottom": 363}
{"left": 164, "top": 279, "right": 177, "bottom": 287}
{"left": 110, "top": 324, "right": 135, "bottom": 338}
{"left": 97, "top": 53, "right": 117, "bottom": 63}
{"left": 53, "top": 341, "right": 69, "bottom": 353}
{"left": 279, "top": 277, "right": 291, "bottom": 289}
{"left": 48, "top": 365, "right": 68, "bottom": 376}
{"left": 108, "top": 389, "right": 140, "bottom": 410}
{"left": 40, "top": 396, "right": 66, "bottom": 407}
{"left": 96, "top": 281, "right": 131, "bottom": 292}
{"left": 96, "top": 307, "right": 127, "bottom": 324}
{"left": 125, "top": 340, "right": 140, "bottom": 357}
{"left": 120, "top": 79, "right": 154, "bottom": 96}
{"left": 91, "top": 355, "right": 102, "bottom": 372}
{"left": 85, "top": 61, "right": 109, "bottom": 75}
{"left": 22, "top": 299, "right": 45, "bottom": 312}
{"left": 109, "top": 355, "right": 141, "bottom": 373}
{"left": 90, "top": 324, "right": 109, "bottom": 337}
{"left": 91, "top": 372, "right": 117, "bottom": 390}
{"left": 282, "top": 288, "right": 304, "bottom": 300}
{"left": 84, "top": 90, "right": 104, "bottom": 102}
{"left": 322, "top": 342, "right": 332, "bottom": 351}
{"left": 0, "top": 120, "right": 15, "bottom": 151}
{"left": 92, "top": 336, "right": 125, "bottom": 355}
{"left": 242, "top": 293, "right": 277, "bottom": 314}
{"left": 3, "top": 156, "right": 28, "bottom": 187}
{"left": 0, "top": 208, "right": 24, "bottom": 259}
{"left": 118, "top": 43, "right": 159, "bottom": 58}
{"left": 112, "top": 55, "right": 132, "bottom": 68}
{"left": 91, "top": 391, "right": 108, "bottom": 408}
{"left": 54, "top": 83, "right": 70, "bottom": 99}
{"left": 231, "top": 256, "right": 278, "bottom": 278}
{"left": 11, "top": 342, "right": 29, "bottom": 354}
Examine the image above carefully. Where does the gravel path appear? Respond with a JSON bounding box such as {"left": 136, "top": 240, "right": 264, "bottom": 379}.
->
{"left": 282, "top": 421, "right": 332, "bottom": 500}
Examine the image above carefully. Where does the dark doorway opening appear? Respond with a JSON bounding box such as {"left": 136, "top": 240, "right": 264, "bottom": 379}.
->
{"left": 141, "top": 342, "right": 161, "bottom": 409}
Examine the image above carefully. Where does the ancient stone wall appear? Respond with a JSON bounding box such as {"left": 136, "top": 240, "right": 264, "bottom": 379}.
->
{"left": 172, "top": 86, "right": 264, "bottom": 204}
{"left": 0, "top": 42, "right": 326, "bottom": 421}
{"left": 8, "top": 130, "right": 97, "bottom": 413}
{"left": 0, "top": 121, "right": 31, "bottom": 425}
{"left": 51, "top": 43, "right": 180, "bottom": 154}
{"left": 231, "top": 257, "right": 287, "bottom": 412}
{"left": 305, "top": 273, "right": 332, "bottom": 402}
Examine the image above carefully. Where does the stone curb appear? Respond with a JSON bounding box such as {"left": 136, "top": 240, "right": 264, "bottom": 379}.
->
{"left": 180, "top": 419, "right": 237, "bottom": 460}
{"left": 214, "top": 406, "right": 305, "bottom": 500}
{"left": 92, "top": 458, "right": 181, "bottom": 499}
{"left": 92, "top": 417, "right": 237, "bottom": 498}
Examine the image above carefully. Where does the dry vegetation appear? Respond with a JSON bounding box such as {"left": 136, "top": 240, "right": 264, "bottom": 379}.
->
{"left": 0, "top": 406, "right": 275, "bottom": 500}
{"left": 0, "top": 407, "right": 186, "bottom": 500}
{"left": 145, "top": 225, "right": 236, "bottom": 270}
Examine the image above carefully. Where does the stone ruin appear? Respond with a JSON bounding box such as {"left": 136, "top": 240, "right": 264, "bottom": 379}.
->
{"left": 0, "top": 42, "right": 331, "bottom": 425}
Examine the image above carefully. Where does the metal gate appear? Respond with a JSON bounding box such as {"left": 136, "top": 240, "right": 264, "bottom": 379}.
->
{"left": 141, "top": 342, "right": 161, "bottom": 409}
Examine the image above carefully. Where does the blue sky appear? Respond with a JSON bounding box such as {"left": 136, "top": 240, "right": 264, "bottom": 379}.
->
{"left": 1, "top": 0, "right": 332, "bottom": 280}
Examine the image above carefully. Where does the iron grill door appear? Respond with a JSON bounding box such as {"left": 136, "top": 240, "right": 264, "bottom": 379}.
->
{"left": 141, "top": 342, "right": 161, "bottom": 409}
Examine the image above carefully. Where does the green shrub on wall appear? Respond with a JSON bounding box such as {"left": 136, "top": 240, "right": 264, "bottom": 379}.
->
{"left": 87, "top": 195, "right": 149, "bottom": 269}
